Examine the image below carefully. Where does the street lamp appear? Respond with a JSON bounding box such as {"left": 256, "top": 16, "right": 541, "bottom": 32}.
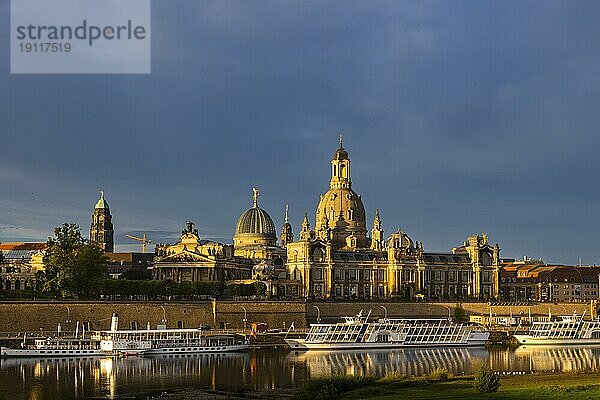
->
{"left": 65, "top": 305, "right": 71, "bottom": 323}
{"left": 313, "top": 305, "right": 321, "bottom": 324}
{"left": 159, "top": 305, "right": 166, "bottom": 324}
{"left": 443, "top": 306, "right": 452, "bottom": 321}
{"left": 380, "top": 305, "right": 388, "bottom": 321}
{"left": 241, "top": 306, "right": 247, "bottom": 332}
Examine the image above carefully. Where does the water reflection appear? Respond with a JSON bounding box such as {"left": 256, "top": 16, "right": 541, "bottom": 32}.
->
{"left": 287, "top": 348, "right": 489, "bottom": 377}
{"left": 2, "top": 346, "right": 600, "bottom": 399}
{"left": 511, "top": 345, "right": 600, "bottom": 373}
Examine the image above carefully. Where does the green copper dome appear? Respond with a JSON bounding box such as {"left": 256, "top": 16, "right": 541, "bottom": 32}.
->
{"left": 95, "top": 191, "right": 110, "bottom": 210}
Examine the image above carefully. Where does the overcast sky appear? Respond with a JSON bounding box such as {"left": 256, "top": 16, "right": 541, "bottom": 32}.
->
{"left": 1, "top": 1, "right": 600, "bottom": 264}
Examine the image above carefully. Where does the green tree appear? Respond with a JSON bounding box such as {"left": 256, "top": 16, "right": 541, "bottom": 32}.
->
{"left": 122, "top": 268, "right": 152, "bottom": 280}
{"left": 42, "top": 223, "right": 107, "bottom": 298}
{"left": 474, "top": 363, "right": 500, "bottom": 393}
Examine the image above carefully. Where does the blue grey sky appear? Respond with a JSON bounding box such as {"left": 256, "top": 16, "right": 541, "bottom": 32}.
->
{"left": 1, "top": 1, "right": 600, "bottom": 264}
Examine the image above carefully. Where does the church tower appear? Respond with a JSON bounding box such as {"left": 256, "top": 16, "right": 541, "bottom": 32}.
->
{"left": 90, "top": 191, "right": 114, "bottom": 252}
{"left": 280, "top": 205, "right": 294, "bottom": 247}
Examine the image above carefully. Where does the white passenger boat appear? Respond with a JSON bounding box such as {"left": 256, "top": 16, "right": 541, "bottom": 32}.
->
{"left": 1, "top": 337, "right": 105, "bottom": 358}
{"left": 513, "top": 315, "right": 600, "bottom": 345}
{"left": 91, "top": 314, "right": 249, "bottom": 355}
{"left": 285, "top": 311, "right": 489, "bottom": 350}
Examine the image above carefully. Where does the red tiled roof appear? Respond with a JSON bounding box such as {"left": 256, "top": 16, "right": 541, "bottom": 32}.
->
{"left": 0, "top": 242, "right": 48, "bottom": 251}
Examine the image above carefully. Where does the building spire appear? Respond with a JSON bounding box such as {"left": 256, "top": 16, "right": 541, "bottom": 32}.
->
{"left": 95, "top": 190, "right": 110, "bottom": 210}
{"left": 302, "top": 212, "right": 310, "bottom": 229}
{"left": 252, "top": 187, "right": 259, "bottom": 208}
{"left": 284, "top": 204, "right": 289, "bottom": 223}
{"left": 339, "top": 132, "right": 343, "bottom": 149}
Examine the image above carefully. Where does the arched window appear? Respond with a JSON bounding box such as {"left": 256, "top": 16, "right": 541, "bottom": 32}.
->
{"left": 312, "top": 248, "right": 324, "bottom": 262}
{"left": 348, "top": 209, "right": 354, "bottom": 221}
{"left": 333, "top": 165, "right": 337, "bottom": 177}
{"left": 340, "top": 164, "right": 346, "bottom": 178}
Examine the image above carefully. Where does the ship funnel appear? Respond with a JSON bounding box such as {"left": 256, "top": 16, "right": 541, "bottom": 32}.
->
{"left": 110, "top": 313, "right": 119, "bottom": 332}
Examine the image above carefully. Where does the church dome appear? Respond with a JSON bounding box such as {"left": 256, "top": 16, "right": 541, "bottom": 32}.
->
{"left": 235, "top": 207, "right": 276, "bottom": 236}
{"left": 315, "top": 137, "right": 369, "bottom": 248}
{"left": 234, "top": 188, "right": 277, "bottom": 248}
{"left": 316, "top": 187, "right": 367, "bottom": 232}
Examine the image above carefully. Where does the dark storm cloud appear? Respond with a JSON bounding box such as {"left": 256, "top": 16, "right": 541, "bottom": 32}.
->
{"left": 1, "top": 1, "right": 600, "bottom": 263}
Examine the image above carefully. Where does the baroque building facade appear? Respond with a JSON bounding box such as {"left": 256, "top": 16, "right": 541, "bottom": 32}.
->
{"left": 153, "top": 221, "right": 253, "bottom": 282}
{"left": 151, "top": 192, "right": 298, "bottom": 297}
{"left": 284, "top": 138, "right": 501, "bottom": 300}
{"left": 149, "top": 138, "right": 502, "bottom": 300}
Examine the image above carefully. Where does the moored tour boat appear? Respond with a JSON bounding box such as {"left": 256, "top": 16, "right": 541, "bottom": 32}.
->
{"left": 285, "top": 310, "right": 489, "bottom": 350}
{"left": 91, "top": 314, "right": 249, "bottom": 355}
{"left": 513, "top": 315, "right": 600, "bottom": 345}
{"left": 0, "top": 337, "right": 105, "bottom": 358}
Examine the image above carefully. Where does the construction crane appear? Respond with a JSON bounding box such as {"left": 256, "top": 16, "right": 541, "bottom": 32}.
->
{"left": 126, "top": 233, "right": 151, "bottom": 253}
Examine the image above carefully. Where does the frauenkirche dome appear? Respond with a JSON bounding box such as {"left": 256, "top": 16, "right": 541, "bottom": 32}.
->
{"left": 315, "top": 136, "right": 368, "bottom": 248}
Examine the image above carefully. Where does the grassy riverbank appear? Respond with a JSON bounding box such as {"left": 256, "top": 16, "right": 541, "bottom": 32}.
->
{"left": 296, "top": 372, "right": 600, "bottom": 400}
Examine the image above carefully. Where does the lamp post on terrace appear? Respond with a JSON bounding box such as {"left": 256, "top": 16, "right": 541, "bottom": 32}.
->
{"left": 313, "top": 305, "right": 321, "bottom": 324}
{"left": 241, "top": 306, "right": 247, "bottom": 332}
{"left": 159, "top": 305, "right": 167, "bottom": 324}
{"left": 443, "top": 305, "right": 452, "bottom": 321}
{"left": 65, "top": 305, "right": 71, "bottom": 324}
{"left": 380, "top": 305, "right": 388, "bottom": 321}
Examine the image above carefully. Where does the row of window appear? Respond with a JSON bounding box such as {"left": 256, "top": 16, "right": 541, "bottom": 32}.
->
{"left": 425, "top": 270, "right": 474, "bottom": 283}
{"left": 306, "top": 268, "right": 492, "bottom": 284}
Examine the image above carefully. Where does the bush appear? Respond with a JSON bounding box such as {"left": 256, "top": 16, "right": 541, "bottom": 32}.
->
{"left": 378, "top": 371, "right": 405, "bottom": 384}
{"left": 474, "top": 363, "right": 500, "bottom": 393}
{"left": 302, "top": 375, "right": 376, "bottom": 400}
{"left": 428, "top": 368, "right": 449, "bottom": 382}
{"left": 453, "top": 306, "right": 467, "bottom": 322}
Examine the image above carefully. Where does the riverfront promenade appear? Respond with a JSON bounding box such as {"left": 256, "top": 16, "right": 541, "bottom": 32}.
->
{"left": 0, "top": 300, "right": 594, "bottom": 333}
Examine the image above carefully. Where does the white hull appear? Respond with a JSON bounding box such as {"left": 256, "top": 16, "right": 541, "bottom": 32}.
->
{"left": 286, "top": 338, "right": 488, "bottom": 350}
{"left": 143, "top": 343, "right": 249, "bottom": 355}
{"left": 1, "top": 346, "right": 106, "bottom": 358}
{"left": 513, "top": 335, "right": 600, "bottom": 346}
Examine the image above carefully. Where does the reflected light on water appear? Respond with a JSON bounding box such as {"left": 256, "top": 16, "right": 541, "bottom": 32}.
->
{"left": 2, "top": 347, "right": 600, "bottom": 399}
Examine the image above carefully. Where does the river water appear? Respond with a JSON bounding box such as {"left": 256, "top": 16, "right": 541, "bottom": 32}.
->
{"left": 1, "top": 346, "right": 600, "bottom": 399}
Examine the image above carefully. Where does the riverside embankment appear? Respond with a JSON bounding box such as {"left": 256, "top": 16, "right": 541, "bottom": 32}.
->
{"left": 0, "top": 300, "right": 594, "bottom": 334}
